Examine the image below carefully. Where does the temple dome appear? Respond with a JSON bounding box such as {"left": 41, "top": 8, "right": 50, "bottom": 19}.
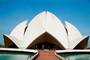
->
{"left": 3, "top": 11, "right": 89, "bottom": 50}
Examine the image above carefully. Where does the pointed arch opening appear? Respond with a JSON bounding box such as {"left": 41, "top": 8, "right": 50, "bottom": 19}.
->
{"left": 3, "top": 35, "right": 18, "bottom": 48}
{"left": 74, "top": 37, "right": 89, "bottom": 49}
{"left": 27, "top": 32, "right": 65, "bottom": 50}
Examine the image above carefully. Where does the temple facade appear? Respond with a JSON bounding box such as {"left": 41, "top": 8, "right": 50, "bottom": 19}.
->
{"left": 3, "top": 11, "right": 89, "bottom": 50}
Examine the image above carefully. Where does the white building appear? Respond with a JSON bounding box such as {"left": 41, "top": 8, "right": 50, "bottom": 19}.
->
{"left": 3, "top": 11, "right": 89, "bottom": 50}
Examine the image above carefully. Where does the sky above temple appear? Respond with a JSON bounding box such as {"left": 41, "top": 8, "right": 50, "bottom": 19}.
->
{"left": 0, "top": 0, "right": 90, "bottom": 47}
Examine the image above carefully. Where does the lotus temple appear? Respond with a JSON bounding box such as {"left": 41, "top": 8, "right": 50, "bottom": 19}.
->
{"left": 0, "top": 11, "right": 90, "bottom": 60}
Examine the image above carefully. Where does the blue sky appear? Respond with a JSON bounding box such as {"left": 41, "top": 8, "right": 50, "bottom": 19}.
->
{"left": 0, "top": 0, "right": 90, "bottom": 47}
